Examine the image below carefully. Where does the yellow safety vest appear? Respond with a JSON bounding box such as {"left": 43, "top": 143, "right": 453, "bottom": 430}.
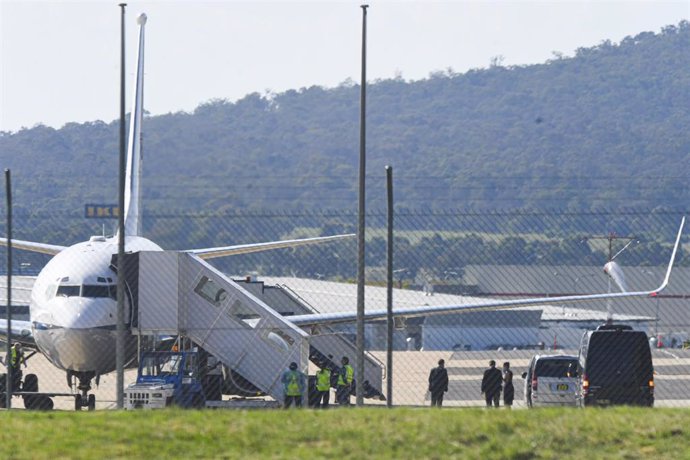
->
{"left": 337, "top": 365, "right": 353, "bottom": 386}
{"left": 10, "top": 347, "right": 24, "bottom": 368}
{"left": 285, "top": 371, "right": 302, "bottom": 396}
{"left": 316, "top": 369, "right": 331, "bottom": 391}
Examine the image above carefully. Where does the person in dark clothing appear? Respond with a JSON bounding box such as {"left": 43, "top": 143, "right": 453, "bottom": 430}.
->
{"left": 502, "top": 361, "right": 514, "bottom": 409}
{"left": 428, "top": 359, "right": 449, "bottom": 407}
{"left": 481, "top": 360, "right": 502, "bottom": 407}
{"left": 336, "top": 356, "right": 354, "bottom": 406}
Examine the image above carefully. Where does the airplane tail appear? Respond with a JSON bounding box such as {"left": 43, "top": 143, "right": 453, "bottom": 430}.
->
{"left": 122, "top": 13, "right": 147, "bottom": 237}
{"left": 603, "top": 260, "right": 629, "bottom": 292}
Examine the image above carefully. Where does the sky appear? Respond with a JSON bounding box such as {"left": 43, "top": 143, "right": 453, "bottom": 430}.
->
{"left": 1, "top": 1, "right": 689, "bottom": 133}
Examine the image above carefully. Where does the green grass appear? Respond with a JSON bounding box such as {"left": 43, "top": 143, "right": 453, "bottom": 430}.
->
{"left": 2, "top": 407, "right": 689, "bottom": 459}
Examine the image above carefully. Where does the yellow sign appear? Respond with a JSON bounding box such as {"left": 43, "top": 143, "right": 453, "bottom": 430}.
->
{"left": 85, "top": 204, "right": 120, "bottom": 219}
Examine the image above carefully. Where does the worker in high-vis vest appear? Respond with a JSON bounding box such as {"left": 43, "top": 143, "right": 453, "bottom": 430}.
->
{"left": 336, "top": 356, "right": 354, "bottom": 406}
{"left": 315, "top": 366, "right": 332, "bottom": 409}
{"left": 281, "top": 362, "right": 306, "bottom": 408}
{"left": 8, "top": 342, "right": 26, "bottom": 391}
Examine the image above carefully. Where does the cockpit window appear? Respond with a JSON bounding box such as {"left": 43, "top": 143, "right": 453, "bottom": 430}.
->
{"left": 45, "top": 284, "right": 57, "bottom": 300}
{"left": 47, "top": 284, "right": 117, "bottom": 300}
{"left": 82, "top": 285, "right": 117, "bottom": 299}
{"left": 56, "top": 285, "right": 80, "bottom": 297}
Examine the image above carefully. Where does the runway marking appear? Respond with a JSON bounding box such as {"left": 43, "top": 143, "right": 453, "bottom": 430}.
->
{"left": 657, "top": 349, "right": 682, "bottom": 360}
{"left": 449, "top": 375, "right": 488, "bottom": 382}
{"left": 653, "top": 374, "right": 690, "bottom": 380}
{"left": 447, "top": 358, "right": 690, "bottom": 367}
{"left": 448, "top": 359, "right": 531, "bottom": 368}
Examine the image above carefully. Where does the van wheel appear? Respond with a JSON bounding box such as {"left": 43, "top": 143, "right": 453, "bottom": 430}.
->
{"left": 191, "top": 394, "right": 205, "bottom": 409}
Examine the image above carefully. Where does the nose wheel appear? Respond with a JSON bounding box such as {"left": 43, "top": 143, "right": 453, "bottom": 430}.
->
{"left": 69, "top": 371, "right": 97, "bottom": 411}
{"left": 74, "top": 394, "right": 96, "bottom": 411}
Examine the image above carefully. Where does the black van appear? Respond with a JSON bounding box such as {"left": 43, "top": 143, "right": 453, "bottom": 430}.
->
{"left": 577, "top": 324, "right": 654, "bottom": 407}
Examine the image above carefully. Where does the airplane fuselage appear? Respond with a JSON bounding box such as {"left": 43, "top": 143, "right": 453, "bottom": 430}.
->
{"left": 30, "top": 235, "right": 162, "bottom": 375}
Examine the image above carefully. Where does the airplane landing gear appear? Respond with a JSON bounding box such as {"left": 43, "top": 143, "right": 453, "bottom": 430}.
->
{"left": 70, "top": 371, "right": 97, "bottom": 411}
{"left": 74, "top": 394, "right": 96, "bottom": 411}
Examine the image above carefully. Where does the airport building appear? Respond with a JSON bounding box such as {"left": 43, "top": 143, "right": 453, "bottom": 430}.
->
{"left": 3, "top": 264, "right": 680, "bottom": 353}
{"left": 258, "top": 274, "right": 655, "bottom": 351}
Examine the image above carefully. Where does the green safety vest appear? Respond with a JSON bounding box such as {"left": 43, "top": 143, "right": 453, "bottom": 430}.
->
{"left": 316, "top": 369, "right": 331, "bottom": 391}
{"left": 338, "top": 365, "right": 353, "bottom": 386}
{"left": 285, "top": 370, "right": 302, "bottom": 397}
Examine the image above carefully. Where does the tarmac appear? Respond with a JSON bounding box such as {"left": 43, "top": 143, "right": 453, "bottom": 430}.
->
{"left": 4, "top": 348, "right": 689, "bottom": 411}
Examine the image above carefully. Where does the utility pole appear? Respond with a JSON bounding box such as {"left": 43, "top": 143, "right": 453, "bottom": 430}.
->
{"left": 585, "top": 232, "right": 636, "bottom": 320}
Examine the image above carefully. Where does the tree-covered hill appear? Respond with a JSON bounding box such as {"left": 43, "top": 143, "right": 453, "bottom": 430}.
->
{"left": 2, "top": 21, "right": 690, "bottom": 217}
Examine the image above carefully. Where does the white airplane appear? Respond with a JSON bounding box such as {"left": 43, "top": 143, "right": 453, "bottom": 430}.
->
{"left": 0, "top": 13, "right": 685, "bottom": 410}
{"left": 0, "top": 14, "right": 351, "bottom": 409}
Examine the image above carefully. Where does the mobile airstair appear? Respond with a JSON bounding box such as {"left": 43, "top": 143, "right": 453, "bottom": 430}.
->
{"left": 126, "top": 251, "right": 384, "bottom": 404}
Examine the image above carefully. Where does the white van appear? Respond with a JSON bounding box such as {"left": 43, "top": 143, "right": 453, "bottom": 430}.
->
{"left": 522, "top": 354, "right": 578, "bottom": 407}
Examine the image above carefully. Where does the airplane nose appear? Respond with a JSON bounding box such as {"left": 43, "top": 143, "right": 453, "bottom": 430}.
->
{"left": 34, "top": 323, "right": 118, "bottom": 374}
{"left": 49, "top": 297, "right": 116, "bottom": 329}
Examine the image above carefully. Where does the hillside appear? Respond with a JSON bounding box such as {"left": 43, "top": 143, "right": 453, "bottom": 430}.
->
{"left": 1, "top": 22, "right": 689, "bottom": 255}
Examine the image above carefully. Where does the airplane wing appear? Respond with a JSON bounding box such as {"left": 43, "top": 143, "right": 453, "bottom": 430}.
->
{"left": 288, "top": 217, "right": 685, "bottom": 327}
{"left": 0, "top": 237, "right": 65, "bottom": 256}
{"left": 186, "top": 234, "right": 354, "bottom": 260}
{"left": 0, "top": 319, "right": 36, "bottom": 350}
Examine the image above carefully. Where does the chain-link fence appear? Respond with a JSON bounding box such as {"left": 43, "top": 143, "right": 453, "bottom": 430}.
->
{"left": 1, "top": 209, "right": 689, "bottom": 409}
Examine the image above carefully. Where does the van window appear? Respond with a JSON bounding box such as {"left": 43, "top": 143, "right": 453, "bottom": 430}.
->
{"left": 586, "top": 332, "right": 652, "bottom": 385}
{"left": 535, "top": 359, "right": 578, "bottom": 378}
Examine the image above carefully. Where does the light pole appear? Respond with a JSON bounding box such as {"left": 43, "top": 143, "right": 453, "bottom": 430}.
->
{"left": 116, "top": 2, "right": 127, "bottom": 410}
{"left": 393, "top": 268, "right": 408, "bottom": 289}
{"left": 355, "top": 3, "right": 369, "bottom": 407}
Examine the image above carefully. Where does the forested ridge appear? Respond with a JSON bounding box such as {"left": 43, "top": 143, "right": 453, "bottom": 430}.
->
{"left": 1, "top": 22, "right": 689, "bottom": 269}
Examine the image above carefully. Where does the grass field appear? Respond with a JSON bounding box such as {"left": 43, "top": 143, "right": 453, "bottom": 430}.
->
{"left": 2, "top": 407, "right": 689, "bottom": 459}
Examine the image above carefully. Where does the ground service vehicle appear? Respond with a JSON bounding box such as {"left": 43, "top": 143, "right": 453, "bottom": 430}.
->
{"left": 0, "top": 370, "right": 55, "bottom": 410}
{"left": 124, "top": 351, "right": 206, "bottom": 409}
{"left": 522, "top": 354, "right": 579, "bottom": 407}
{"left": 577, "top": 324, "right": 654, "bottom": 407}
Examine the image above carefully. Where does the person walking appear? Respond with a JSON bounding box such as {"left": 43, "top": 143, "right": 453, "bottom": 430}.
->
{"left": 428, "top": 359, "right": 449, "bottom": 407}
{"left": 281, "top": 362, "right": 305, "bottom": 408}
{"left": 315, "top": 365, "right": 332, "bottom": 409}
{"left": 336, "top": 356, "right": 354, "bottom": 406}
{"left": 503, "top": 361, "right": 514, "bottom": 409}
{"left": 481, "top": 360, "right": 502, "bottom": 408}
